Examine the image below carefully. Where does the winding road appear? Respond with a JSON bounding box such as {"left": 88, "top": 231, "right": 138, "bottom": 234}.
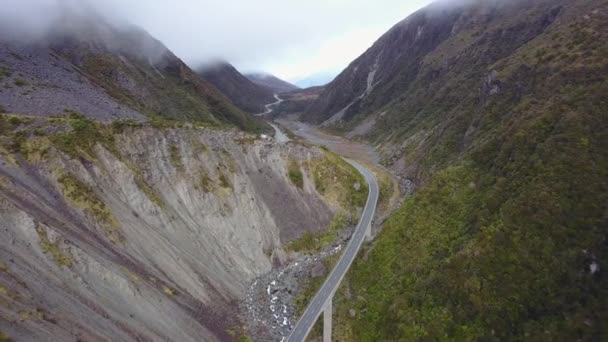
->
{"left": 286, "top": 159, "right": 379, "bottom": 342}
{"left": 256, "top": 94, "right": 289, "bottom": 144}
{"left": 256, "top": 94, "right": 284, "bottom": 116}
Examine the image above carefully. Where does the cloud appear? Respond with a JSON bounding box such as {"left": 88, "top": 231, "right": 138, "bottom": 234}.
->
{"left": 0, "top": 0, "right": 432, "bottom": 80}
{"left": 0, "top": 0, "right": 60, "bottom": 41}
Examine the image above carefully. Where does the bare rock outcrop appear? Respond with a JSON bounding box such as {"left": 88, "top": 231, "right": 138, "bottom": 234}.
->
{"left": 0, "top": 127, "right": 334, "bottom": 341}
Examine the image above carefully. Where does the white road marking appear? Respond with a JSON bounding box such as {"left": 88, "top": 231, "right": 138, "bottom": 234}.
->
{"left": 286, "top": 160, "right": 378, "bottom": 341}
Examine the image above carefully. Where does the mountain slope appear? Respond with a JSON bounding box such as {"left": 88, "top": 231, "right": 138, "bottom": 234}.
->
{"left": 304, "top": 1, "right": 476, "bottom": 126}
{"left": 198, "top": 62, "right": 275, "bottom": 113}
{"left": 314, "top": 0, "right": 608, "bottom": 340}
{"left": 0, "top": 113, "right": 370, "bottom": 341}
{"left": 0, "top": 13, "right": 263, "bottom": 132}
{"left": 246, "top": 73, "right": 299, "bottom": 93}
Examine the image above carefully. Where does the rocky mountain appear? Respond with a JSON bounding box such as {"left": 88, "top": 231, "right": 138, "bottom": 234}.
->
{"left": 246, "top": 73, "right": 299, "bottom": 93}
{"left": 197, "top": 61, "right": 276, "bottom": 113}
{"left": 309, "top": 0, "right": 608, "bottom": 340}
{"left": 304, "top": 0, "right": 475, "bottom": 126}
{"left": 0, "top": 113, "right": 368, "bottom": 341}
{"left": 0, "top": 11, "right": 263, "bottom": 132}
{"left": 0, "top": 6, "right": 375, "bottom": 342}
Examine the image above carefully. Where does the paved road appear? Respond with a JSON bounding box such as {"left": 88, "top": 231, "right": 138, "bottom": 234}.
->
{"left": 256, "top": 95, "right": 290, "bottom": 144}
{"left": 286, "top": 159, "right": 379, "bottom": 342}
{"left": 256, "top": 94, "right": 283, "bottom": 116}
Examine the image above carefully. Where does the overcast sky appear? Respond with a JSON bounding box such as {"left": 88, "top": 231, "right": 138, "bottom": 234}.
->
{"left": 2, "top": 0, "right": 432, "bottom": 82}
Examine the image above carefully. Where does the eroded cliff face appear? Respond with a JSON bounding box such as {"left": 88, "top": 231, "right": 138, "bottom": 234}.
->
{"left": 0, "top": 125, "right": 336, "bottom": 341}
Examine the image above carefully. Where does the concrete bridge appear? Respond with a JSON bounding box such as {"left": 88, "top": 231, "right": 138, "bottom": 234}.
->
{"left": 286, "top": 159, "right": 378, "bottom": 342}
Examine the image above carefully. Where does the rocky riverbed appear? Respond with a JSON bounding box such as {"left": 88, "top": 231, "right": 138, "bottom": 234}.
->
{"left": 241, "top": 225, "right": 355, "bottom": 341}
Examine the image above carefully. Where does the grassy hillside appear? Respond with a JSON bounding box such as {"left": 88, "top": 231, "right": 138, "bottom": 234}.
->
{"left": 287, "top": 149, "right": 369, "bottom": 254}
{"left": 329, "top": 0, "right": 608, "bottom": 340}
{"left": 369, "top": 0, "right": 607, "bottom": 178}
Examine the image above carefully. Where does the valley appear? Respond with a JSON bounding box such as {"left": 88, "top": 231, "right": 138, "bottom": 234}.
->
{"left": 1, "top": 0, "right": 607, "bottom": 341}
{"left": 241, "top": 98, "right": 398, "bottom": 342}
{"left": 276, "top": 118, "right": 378, "bottom": 166}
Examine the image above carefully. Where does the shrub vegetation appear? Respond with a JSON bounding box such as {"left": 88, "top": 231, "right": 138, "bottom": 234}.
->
{"left": 287, "top": 159, "right": 304, "bottom": 188}
{"left": 334, "top": 3, "right": 608, "bottom": 340}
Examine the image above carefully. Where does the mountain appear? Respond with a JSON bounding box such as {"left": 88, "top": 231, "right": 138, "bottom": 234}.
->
{"left": 197, "top": 61, "right": 276, "bottom": 113}
{"left": 309, "top": 0, "right": 608, "bottom": 340}
{"left": 304, "top": 0, "right": 475, "bottom": 126}
{"left": 0, "top": 10, "right": 368, "bottom": 339}
{"left": 293, "top": 71, "right": 337, "bottom": 88}
{"left": 0, "top": 8, "right": 349, "bottom": 341}
{"left": 246, "top": 73, "right": 299, "bottom": 93}
{"left": 0, "top": 113, "right": 367, "bottom": 341}
{"left": 0, "top": 11, "right": 264, "bottom": 132}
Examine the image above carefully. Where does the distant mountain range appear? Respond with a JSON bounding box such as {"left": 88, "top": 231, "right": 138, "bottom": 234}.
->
{"left": 246, "top": 73, "right": 299, "bottom": 93}
{"left": 197, "top": 61, "right": 275, "bottom": 113}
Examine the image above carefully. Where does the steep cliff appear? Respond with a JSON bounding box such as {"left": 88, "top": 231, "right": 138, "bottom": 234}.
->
{"left": 0, "top": 114, "right": 366, "bottom": 341}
